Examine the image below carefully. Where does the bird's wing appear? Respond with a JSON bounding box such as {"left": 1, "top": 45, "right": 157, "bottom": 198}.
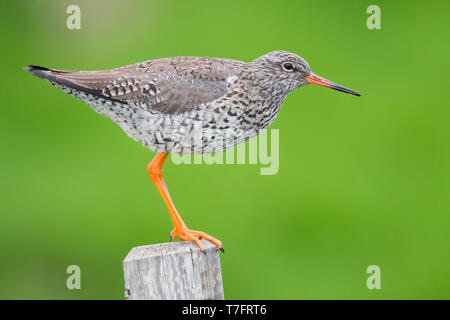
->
{"left": 26, "top": 57, "right": 245, "bottom": 114}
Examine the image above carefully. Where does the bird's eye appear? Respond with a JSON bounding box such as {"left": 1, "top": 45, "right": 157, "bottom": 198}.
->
{"left": 282, "top": 62, "right": 295, "bottom": 71}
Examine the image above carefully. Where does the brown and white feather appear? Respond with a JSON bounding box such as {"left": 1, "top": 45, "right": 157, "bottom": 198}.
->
{"left": 25, "top": 52, "right": 306, "bottom": 154}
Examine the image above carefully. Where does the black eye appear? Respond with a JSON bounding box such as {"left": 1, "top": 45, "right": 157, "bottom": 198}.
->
{"left": 282, "top": 62, "right": 295, "bottom": 71}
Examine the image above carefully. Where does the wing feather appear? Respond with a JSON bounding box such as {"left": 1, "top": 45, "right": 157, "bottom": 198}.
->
{"left": 26, "top": 56, "right": 245, "bottom": 115}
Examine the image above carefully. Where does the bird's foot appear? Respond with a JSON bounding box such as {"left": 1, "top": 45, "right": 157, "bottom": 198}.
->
{"left": 170, "top": 227, "right": 224, "bottom": 253}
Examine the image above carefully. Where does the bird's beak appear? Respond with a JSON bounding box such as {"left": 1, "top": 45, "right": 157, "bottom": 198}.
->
{"left": 305, "top": 73, "right": 361, "bottom": 96}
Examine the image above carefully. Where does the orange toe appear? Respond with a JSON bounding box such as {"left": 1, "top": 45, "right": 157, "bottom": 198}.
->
{"left": 170, "top": 226, "right": 223, "bottom": 252}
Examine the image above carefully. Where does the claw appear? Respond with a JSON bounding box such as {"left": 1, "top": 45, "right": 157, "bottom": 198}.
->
{"left": 219, "top": 246, "right": 224, "bottom": 253}
{"left": 169, "top": 226, "right": 223, "bottom": 252}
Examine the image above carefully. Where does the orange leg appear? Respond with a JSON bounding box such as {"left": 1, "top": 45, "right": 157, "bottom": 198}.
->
{"left": 147, "top": 152, "right": 223, "bottom": 252}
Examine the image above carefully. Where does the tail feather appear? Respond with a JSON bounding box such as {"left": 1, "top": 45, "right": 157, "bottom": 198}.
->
{"left": 24, "top": 65, "right": 104, "bottom": 97}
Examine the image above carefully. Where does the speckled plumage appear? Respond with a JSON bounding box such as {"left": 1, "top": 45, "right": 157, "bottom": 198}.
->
{"left": 25, "top": 51, "right": 334, "bottom": 154}
{"left": 25, "top": 50, "right": 361, "bottom": 252}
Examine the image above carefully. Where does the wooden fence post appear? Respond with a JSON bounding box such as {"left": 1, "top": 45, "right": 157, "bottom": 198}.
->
{"left": 123, "top": 240, "right": 224, "bottom": 300}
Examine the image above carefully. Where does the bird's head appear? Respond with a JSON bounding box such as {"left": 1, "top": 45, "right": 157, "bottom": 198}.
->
{"left": 250, "top": 50, "right": 361, "bottom": 96}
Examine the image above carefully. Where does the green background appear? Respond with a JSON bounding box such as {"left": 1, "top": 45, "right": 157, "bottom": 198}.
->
{"left": 1, "top": 0, "right": 449, "bottom": 299}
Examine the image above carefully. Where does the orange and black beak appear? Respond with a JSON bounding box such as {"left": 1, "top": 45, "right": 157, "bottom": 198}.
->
{"left": 305, "top": 73, "right": 361, "bottom": 96}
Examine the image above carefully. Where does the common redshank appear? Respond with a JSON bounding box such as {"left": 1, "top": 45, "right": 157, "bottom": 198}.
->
{"left": 25, "top": 50, "right": 360, "bottom": 252}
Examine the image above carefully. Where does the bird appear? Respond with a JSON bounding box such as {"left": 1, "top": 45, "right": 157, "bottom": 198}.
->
{"left": 25, "top": 50, "right": 360, "bottom": 253}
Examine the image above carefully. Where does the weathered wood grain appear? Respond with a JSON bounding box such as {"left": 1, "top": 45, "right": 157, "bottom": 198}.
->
{"left": 123, "top": 240, "right": 224, "bottom": 300}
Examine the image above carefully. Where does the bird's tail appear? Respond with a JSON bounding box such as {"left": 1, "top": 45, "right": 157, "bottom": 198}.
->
{"left": 24, "top": 65, "right": 106, "bottom": 97}
{"left": 24, "top": 65, "right": 63, "bottom": 78}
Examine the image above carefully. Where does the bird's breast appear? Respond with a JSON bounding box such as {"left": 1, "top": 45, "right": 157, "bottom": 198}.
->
{"left": 97, "top": 76, "right": 287, "bottom": 155}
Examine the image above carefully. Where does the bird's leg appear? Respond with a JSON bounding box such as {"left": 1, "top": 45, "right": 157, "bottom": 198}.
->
{"left": 147, "top": 152, "right": 223, "bottom": 252}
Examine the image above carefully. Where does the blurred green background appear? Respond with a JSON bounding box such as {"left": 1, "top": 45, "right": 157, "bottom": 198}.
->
{"left": 1, "top": 0, "right": 449, "bottom": 299}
